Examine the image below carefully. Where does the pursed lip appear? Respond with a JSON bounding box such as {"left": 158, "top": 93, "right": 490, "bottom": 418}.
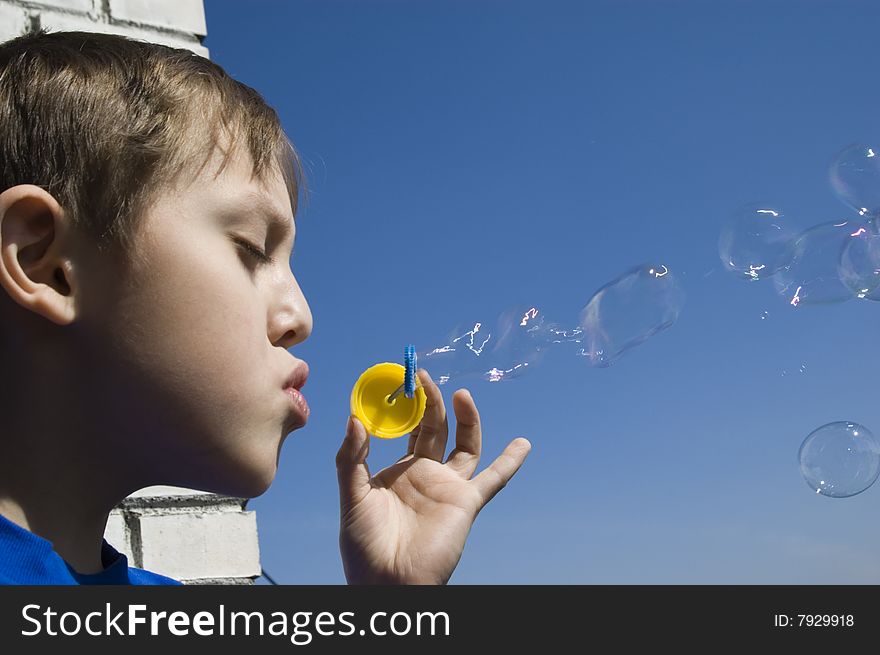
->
{"left": 282, "top": 361, "right": 310, "bottom": 430}
{"left": 284, "top": 387, "right": 310, "bottom": 430}
{"left": 283, "top": 360, "right": 309, "bottom": 391}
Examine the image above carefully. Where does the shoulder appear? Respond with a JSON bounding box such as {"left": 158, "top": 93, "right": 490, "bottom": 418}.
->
{"left": 127, "top": 567, "right": 183, "bottom": 586}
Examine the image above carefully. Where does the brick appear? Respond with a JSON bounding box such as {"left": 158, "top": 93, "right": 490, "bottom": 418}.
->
{"left": 37, "top": 10, "right": 209, "bottom": 57}
{"left": 27, "top": 0, "right": 94, "bottom": 13}
{"left": 29, "top": 9, "right": 95, "bottom": 33}
{"left": 0, "top": 3, "right": 29, "bottom": 42}
{"left": 103, "top": 510, "right": 131, "bottom": 556}
{"left": 108, "top": 0, "right": 206, "bottom": 36}
{"left": 138, "top": 510, "right": 261, "bottom": 581}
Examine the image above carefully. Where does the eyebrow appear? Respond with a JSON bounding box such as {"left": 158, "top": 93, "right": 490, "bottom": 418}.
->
{"left": 257, "top": 199, "right": 295, "bottom": 239}
{"left": 231, "top": 192, "right": 296, "bottom": 241}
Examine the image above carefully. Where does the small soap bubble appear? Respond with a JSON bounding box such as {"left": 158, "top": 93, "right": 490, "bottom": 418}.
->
{"left": 838, "top": 225, "right": 880, "bottom": 299}
{"left": 718, "top": 204, "right": 797, "bottom": 280}
{"left": 829, "top": 143, "right": 880, "bottom": 222}
{"left": 576, "top": 263, "right": 684, "bottom": 367}
{"left": 760, "top": 310, "right": 769, "bottom": 320}
{"left": 799, "top": 421, "right": 880, "bottom": 498}
{"left": 773, "top": 221, "right": 858, "bottom": 306}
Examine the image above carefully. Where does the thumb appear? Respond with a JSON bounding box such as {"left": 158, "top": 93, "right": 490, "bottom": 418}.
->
{"left": 335, "top": 415, "right": 372, "bottom": 508}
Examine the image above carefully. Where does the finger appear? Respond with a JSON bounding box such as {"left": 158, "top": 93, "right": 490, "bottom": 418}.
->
{"left": 471, "top": 438, "right": 531, "bottom": 506}
{"left": 445, "top": 389, "right": 482, "bottom": 479}
{"left": 335, "top": 415, "right": 372, "bottom": 510}
{"left": 412, "top": 369, "right": 449, "bottom": 462}
{"left": 406, "top": 424, "right": 421, "bottom": 456}
{"left": 395, "top": 427, "right": 419, "bottom": 464}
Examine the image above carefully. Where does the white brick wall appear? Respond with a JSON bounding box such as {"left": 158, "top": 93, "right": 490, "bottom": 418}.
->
{"left": 0, "top": 0, "right": 208, "bottom": 56}
{"left": 109, "top": 490, "right": 262, "bottom": 585}
{"left": 140, "top": 510, "right": 261, "bottom": 581}
{"left": 108, "top": 0, "right": 206, "bottom": 36}
{"left": 1, "top": 2, "right": 264, "bottom": 585}
{"left": 0, "top": 3, "right": 28, "bottom": 36}
{"left": 25, "top": 0, "right": 93, "bottom": 12}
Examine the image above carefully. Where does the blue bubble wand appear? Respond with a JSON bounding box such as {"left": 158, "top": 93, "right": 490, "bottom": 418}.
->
{"left": 386, "top": 344, "right": 417, "bottom": 404}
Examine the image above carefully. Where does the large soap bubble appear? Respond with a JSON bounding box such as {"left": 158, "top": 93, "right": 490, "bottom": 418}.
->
{"left": 829, "top": 143, "right": 880, "bottom": 222}
{"left": 718, "top": 204, "right": 797, "bottom": 280}
{"left": 773, "top": 221, "right": 860, "bottom": 306}
{"left": 799, "top": 421, "right": 880, "bottom": 498}
{"left": 838, "top": 225, "right": 880, "bottom": 299}
{"left": 576, "top": 263, "right": 685, "bottom": 368}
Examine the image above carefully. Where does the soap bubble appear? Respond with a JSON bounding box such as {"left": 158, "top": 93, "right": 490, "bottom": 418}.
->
{"left": 576, "top": 263, "right": 685, "bottom": 367}
{"left": 419, "top": 319, "right": 494, "bottom": 385}
{"left": 829, "top": 143, "right": 880, "bottom": 222}
{"left": 799, "top": 421, "right": 880, "bottom": 498}
{"left": 482, "top": 305, "right": 554, "bottom": 382}
{"left": 542, "top": 324, "right": 585, "bottom": 351}
{"left": 773, "top": 221, "right": 858, "bottom": 306}
{"left": 726, "top": 145, "right": 880, "bottom": 310}
{"left": 718, "top": 204, "right": 797, "bottom": 280}
{"left": 419, "top": 305, "right": 555, "bottom": 385}
{"left": 838, "top": 224, "right": 880, "bottom": 299}
{"left": 417, "top": 263, "right": 685, "bottom": 383}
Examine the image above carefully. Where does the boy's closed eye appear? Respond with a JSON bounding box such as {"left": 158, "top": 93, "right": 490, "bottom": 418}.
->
{"left": 232, "top": 236, "right": 274, "bottom": 265}
{"left": 222, "top": 198, "right": 296, "bottom": 270}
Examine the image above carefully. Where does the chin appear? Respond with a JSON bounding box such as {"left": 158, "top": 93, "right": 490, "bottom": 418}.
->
{"left": 223, "top": 458, "right": 279, "bottom": 498}
{"left": 197, "top": 471, "right": 276, "bottom": 499}
{"left": 184, "top": 445, "right": 281, "bottom": 499}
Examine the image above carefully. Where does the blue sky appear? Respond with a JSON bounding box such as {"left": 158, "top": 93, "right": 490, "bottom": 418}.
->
{"left": 204, "top": 0, "right": 880, "bottom": 583}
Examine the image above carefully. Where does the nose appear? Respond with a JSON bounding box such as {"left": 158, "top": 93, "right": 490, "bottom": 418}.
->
{"left": 269, "top": 271, "right": 312, "bottom": 350}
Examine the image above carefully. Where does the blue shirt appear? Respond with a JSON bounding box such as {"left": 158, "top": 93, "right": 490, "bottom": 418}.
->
{"left": 0, "top": 513, "right": 181, "bottom": 585}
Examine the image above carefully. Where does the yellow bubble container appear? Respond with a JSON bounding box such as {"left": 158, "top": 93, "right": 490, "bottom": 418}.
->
{"left": 350, "top": 362, "right": 427, "bottom": 439}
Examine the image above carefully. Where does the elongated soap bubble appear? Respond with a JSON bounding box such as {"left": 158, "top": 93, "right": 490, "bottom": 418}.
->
{"left": 543, "top": 324, "right": 585, "bottom": 352}
{"left": 799, "top": 421, "right": 880, "bottom": 498}
{"left": 718, "top": 203, "right": 797, "bottom": 280}
{"left": 483, "top": 305, "right": 554, "bottom": 382}
{"left": 773, "top": 221, "right": 857, "bottom": 306}
{"left": 419, "top": 305, "right": 555, "bottom": 385}
{"left": 419, "top": 319, "right": 493, "bottom": 385}
{"left": 829, "top": 143, "right": 880, "bottom": 222}
{"left": 576, "top": 263, "right": 685, "bottom": 367}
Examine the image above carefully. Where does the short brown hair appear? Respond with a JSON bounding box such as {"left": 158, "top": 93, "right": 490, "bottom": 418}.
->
{"left": 0, "top": 29, "right": 305, "bottom": 257}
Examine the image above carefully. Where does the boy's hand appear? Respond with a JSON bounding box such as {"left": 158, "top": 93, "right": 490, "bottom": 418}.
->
{"left": 336, "top": 369, "right": 531, "bottom": 584}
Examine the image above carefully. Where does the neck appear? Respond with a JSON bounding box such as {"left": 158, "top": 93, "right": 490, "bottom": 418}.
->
{"left": 0, "top": 491, "right": 111, "bottom": 575}
{"left": 0, "top": 393, "right": 145, "bottom": 575}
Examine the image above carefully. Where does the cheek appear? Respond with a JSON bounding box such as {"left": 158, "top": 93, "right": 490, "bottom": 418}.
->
{"left": 111, "top": 242, "right": 272, "bottom": 428}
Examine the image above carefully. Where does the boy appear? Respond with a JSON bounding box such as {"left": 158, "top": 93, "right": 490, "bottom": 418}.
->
{"left": 0, "top": 30, "right": 531, "bottom": 585}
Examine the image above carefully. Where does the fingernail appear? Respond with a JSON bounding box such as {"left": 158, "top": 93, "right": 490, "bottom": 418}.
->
{"left": 346, "top": 415, "right": 354, "bottom": 435}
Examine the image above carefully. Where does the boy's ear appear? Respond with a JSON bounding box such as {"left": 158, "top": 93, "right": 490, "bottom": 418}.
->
{"left": 0, "top": 184, "right": 78, "bottom": 326}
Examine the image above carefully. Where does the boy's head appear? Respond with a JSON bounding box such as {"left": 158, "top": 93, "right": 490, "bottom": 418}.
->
{"left": 0, "top": 31, "right": 313, "bottom": 501}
